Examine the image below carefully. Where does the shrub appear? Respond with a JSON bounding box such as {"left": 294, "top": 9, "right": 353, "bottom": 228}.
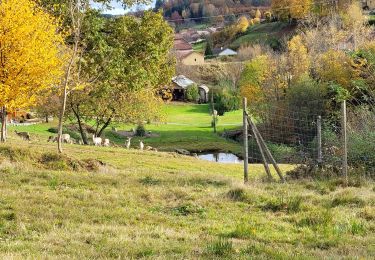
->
{"left": 135, "top": 124, "right": 146, "bottom": 137}
{"left": 186, "top": 84, "right": 199, "bottom": 102}
{"left": 204, "top": 39, "right": 213, "bottom": 57}
{"left": 215, "top": 89, "right": 240, "bottom": 116}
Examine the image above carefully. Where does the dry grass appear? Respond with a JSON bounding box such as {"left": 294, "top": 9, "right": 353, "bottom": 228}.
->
{"left": 0, "top": 139, "right": 374, "bottom": 258}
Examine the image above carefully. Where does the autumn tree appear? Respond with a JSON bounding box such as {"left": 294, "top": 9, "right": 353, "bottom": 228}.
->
{"left": 237, "top": 16, "right": 250, "bottom": 32}
{"left": 272, "top": 0, "right": 312, "bottom": 21}
{"left": 317, "top": 50, "right": 356, "bottom": 91}
{"left": 240, "top": 55, "right": 272, "bottom": 106}
{"left": 0, "top": 0, "right": 64, "bottom": 141}
{"left": 68, "top": 11, "right": 174, "bottom": 142}
{"left": 40, "top": 0, "right": 152, "bottom": 153}
{"left": 255, "top": 9, "right": 262, "bottom": 19}
{"left": 287, "top": 35, "right": 309, "bottom": 85}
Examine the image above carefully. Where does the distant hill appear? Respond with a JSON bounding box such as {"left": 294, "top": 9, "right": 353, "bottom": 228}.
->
{"left": 155, "top": 0, "right": 271, "bottom": 21}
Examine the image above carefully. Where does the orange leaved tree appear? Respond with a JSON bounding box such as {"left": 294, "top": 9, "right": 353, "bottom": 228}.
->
{"left": 0, "top": 0, "right": 64, "bottom": 141}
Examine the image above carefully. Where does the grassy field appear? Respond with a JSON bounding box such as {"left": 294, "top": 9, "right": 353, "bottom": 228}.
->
{"left": 230, "top": 22, "right": 294, "bottom": 50}
{"left": 0, "top": 138, "right": 374, "bottom": 258}
{"left": 3, "top": 102, "right": 374, "bottom": 258}
{"left": 11, "top": 103, "right": 243, "bottom": 154}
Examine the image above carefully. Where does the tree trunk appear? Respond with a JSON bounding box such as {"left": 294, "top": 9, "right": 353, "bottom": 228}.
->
{"left": 45, "top": 114, "right": 49, "bottom": 123}
{"left": 97, "top": 117, "right": 112, "bottom": 137}
{"left": 71, "top": 103, "right": 88, "bottom": 144}
{"left": 57, "top": 88, "right": 67, "bottom": 153}
{"left": 57, "top": 0, "right": 82, "bottom": 153}
{"left": 77, "top": 118, "right": 88, "bottom": 145}
{"left": 0, "top": 106, "right": 6, "bottom": 142}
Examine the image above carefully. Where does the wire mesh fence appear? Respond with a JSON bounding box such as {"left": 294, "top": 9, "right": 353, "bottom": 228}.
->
{"left": 245, "top": 99, "right": 375, "bottom": 178}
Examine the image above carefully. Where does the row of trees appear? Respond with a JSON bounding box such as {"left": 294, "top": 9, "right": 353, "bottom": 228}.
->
{"left": 157, "top": 0, "right": 358, "bottom": 23}
{"left": 209, "top": 11, "right": 263, "bottom": 47}
{"left": 272, "top": 0, "right": 363, "bottom": 21}
{"left": 156, "top": 0, "right": 271, "bottom": 21}
{"left": 0, "top": 0, "right": 175, "bottom": 152}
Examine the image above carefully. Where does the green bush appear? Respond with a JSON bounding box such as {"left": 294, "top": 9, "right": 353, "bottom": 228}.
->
{"left": 186, "top": 84, "right": 199, "bottom": 102}
{"left": 215, "top": 89, "right": 240, "bottom": 116}
{"left": 135, "top": 124, "right": 146, "bottom": 137}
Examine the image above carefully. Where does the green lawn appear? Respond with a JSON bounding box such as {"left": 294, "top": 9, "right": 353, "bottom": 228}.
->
{"left": 0, "top": 140, "right": 373, "bottom": 258}
{"left": 11, "top": 102, "right": 243, "bottom": 154}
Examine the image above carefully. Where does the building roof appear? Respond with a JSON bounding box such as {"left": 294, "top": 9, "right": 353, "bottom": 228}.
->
{"left": 199, "top": 85, "right": 210, "bottom": 93}
{"left": 172, "top": 75, "right": 195, "bottom": 89}
{"left": 174, "top": 39, "right": 192, "bottom": 51}
{"left": 219, "top": 48, "right": 238, "bottom": 56}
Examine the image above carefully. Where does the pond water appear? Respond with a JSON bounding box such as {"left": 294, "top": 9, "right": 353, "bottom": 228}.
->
{"left": 198, "top": 153, "right": 243, "bottom": 164}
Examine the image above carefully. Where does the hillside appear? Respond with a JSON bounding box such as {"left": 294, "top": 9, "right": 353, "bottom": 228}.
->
{"left": 158, "top": 0, "right": 271, "bottom": 21}
{"left": 230, "top": 21, "right": 295, "bottom": 50}
{"left": 0, "top": 140, "right": 374, "bottom": 258}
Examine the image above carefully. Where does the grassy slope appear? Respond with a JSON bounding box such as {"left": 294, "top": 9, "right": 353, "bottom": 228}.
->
{"left": 0, "top": 140, "right": 374, "bottom": 258}
{"left": 192, "top": 41, "right": 207, "bottom": 53}
{"left": 230, "top": 22, "right": 293, "bottom": 50}
{"left": 11, "top": 103, "right": 244, "bottom": 154}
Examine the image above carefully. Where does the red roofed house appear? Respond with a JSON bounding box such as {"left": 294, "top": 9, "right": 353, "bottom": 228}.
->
{"left": 174, "top": 35, "right": 204, "bottom": 66}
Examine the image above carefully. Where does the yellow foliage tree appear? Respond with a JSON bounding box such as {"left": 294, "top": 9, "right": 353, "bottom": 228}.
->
{"left": 237, "top": 16, "right": 249, "bottom": 33}
{"left": 272, "top": 0, "right": 311, "bottom": 20}
{"left": 252, "top": 17, "right": 261, "bottom": 24}
{"left": 317, "top": 50, "right": 356, "bottom": 90}
{"left": 240, "top": 55, "right": 272, "bottom": 106}
{"left": 287, "top": 35, "right": 309, "bottom": 84}
{"left": 255, "top": 9, "right": 262, "bottom": 19}
{"left": 0, "top": 0, "right": 64, "bottom": 141}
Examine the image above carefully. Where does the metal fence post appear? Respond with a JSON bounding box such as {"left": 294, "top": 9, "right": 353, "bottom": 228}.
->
{"left": 243, "top": 98, "right": 249, "bottom": 184}
{"left": 317, "top": 116, "right": 322, "bottom": 165}
{"left": 341, "top": 101, "right": 348, "bottom": 185}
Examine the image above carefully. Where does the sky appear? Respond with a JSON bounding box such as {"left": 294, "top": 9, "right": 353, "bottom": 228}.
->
{"left": 90, "top": 0, "right": 155, "bottom": 15}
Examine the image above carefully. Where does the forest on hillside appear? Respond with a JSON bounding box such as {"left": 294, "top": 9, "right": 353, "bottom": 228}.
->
{"left": 155, "top": 0, "right": 271, "bottom": 20}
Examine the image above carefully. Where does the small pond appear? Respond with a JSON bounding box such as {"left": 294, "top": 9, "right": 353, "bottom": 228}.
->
{"left": 198, "top": 153, "right": 243, "bottom": 164}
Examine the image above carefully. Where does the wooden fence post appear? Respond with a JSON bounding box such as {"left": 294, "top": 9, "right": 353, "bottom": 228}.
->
{"left": 243, "top": 98, "right": 249, "bottom": 184}
{"left": 248, "top": 117, "right": 272, "bottom": 180}
{"left": 341, "top": 101, "right": 348, "bottom": 185}
{"left": 317, "top": 116, "right": 322, "bottom": 165}
{"left": 211, "top": 91, "right": 216, "bottom": 133}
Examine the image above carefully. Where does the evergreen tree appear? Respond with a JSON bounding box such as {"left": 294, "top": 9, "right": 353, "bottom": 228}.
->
{"left": 205, "top": 39, "right": 213, "bottom": 57}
